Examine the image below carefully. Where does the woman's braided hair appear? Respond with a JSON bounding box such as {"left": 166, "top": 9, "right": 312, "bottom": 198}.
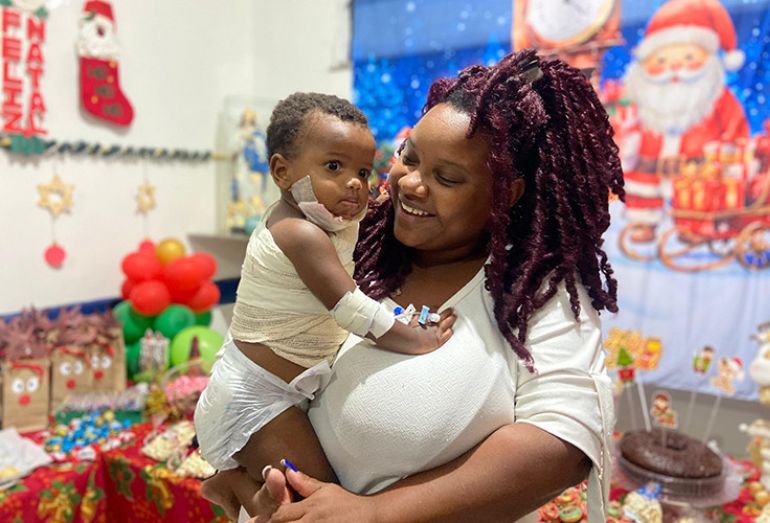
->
{"left": 355, "top": 50, "right": 625, "bottom": 371}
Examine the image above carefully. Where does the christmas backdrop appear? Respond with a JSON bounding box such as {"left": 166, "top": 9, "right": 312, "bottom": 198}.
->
{"left": 352, "top": 0, "right": 770, "bottom": 399}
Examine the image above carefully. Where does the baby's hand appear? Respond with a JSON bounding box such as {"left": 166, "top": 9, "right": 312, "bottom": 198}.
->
{"left": 409, "top": 308, "right": 456, "bottom": 354}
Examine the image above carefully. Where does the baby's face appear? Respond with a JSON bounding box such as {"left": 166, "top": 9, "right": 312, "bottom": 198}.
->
{"left": 289, "top": 113, "right": 375, "bottom": 218}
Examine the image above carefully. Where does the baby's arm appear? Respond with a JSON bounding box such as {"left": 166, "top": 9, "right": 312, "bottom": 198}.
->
{"left": 271, "top": 218, "right": 454, "bottom": 354}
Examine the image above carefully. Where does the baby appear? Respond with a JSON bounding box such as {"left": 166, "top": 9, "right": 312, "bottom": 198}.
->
{"left": 194, "top": 92, "right": 455, "bottom": 519}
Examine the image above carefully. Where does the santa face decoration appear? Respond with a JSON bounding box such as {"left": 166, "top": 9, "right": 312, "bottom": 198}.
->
{"left": 77, "top": 0, "right": 134, "bottom": 126}
{"left": 641, "top": 43, "right": 709, "bottom": 79}
{"left": 51, "top": 348, "right": 92, "bottom": 405}
{"left": 77, "top": 9, "right": 120, "bottom": 60}
{"left": 2, "top": 360, "right": 50, "bottom": 432}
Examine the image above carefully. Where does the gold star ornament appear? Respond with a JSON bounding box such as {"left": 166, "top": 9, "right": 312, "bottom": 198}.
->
{"left": 136, "top": 181, "right": 157, "bottom": 214}
{"left": 37, "top": 175, "right": 74, "bottom": 218}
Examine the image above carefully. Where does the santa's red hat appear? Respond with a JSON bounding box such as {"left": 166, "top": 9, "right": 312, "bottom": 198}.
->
{"left": 634, "top": 0, "right": 744, "bottom": 71}
{"left": 725, "top": 356, "right": 745, "bottom": 376}
{"left": 84, "top": 1, "right": 114, "bottom": 23}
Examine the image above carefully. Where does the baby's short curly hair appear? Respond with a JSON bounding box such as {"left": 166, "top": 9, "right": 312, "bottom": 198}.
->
{"left": 266, "top": 92, "right": 369, "bottom": 159}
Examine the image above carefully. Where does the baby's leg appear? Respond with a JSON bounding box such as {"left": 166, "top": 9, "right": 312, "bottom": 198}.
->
{"left": 232, "top": 405, "right": 337, "bottom": 516}
{"left": 200, "top": 468, "right": 255, "bottom": 521}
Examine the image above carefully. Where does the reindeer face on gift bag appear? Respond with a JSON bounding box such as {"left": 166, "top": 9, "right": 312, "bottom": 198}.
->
{"left": 87, "top": 312, "right": 126, "bottom": 392}
{"left": 50, "top": 347, "right": 93, "bottom": 406}
{"left": 1, "top": 359, "right": 50, "bottom": 431}
{"left": 88, "top": 340, "right": 125, "bottom": 391}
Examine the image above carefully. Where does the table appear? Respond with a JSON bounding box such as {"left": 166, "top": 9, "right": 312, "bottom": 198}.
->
{"left": 0, "top": 422, "right": 227, "bottom": 523}
{"left": 2, "top": 423, "right": 765, "bottom": 523}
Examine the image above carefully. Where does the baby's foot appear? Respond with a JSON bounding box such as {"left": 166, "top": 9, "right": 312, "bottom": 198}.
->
{"left": 201, "top": 470, "right": 242, "bottom": 521}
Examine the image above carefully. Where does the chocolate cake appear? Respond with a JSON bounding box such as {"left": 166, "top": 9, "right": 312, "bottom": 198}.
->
{"left": 620, "top": 429, "right": 723, "bottom": 479}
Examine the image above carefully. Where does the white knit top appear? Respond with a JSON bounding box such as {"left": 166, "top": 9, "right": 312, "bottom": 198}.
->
{"left": 308, "top": 270, "right": 614, "bottom": 522}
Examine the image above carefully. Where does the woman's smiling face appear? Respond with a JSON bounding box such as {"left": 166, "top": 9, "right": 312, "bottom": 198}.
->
{"left": 389, "top": 103, "right": 494, "bottom": 264}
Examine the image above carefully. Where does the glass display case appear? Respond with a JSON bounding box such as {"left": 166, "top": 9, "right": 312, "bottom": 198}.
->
{"left": 215, "top": 95, "right": 279, "bottom": 235}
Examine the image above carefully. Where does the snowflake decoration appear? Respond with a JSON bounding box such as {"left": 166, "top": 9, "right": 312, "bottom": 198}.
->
{"left": 37, "top": 174, "right": 74, "bottom": 217}
{"left": 135, "top": 181, "right": 157, "bottom": 215}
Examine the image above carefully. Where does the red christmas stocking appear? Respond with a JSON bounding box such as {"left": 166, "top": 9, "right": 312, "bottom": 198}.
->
{"left": 77, "top": 1, "right": 133, "bottom": 126}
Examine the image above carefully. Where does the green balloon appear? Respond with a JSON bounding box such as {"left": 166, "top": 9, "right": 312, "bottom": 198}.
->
{"left": 125, "top": 339, "right": 141, "bottom": 380}
{"left": 170, "top": 326, "right": 223, "bottom": 368}
{"left": 113, "top": 300, "right": 136, "bottom": 326}
{"left": 155, "top": 304, "right": 195, "bottom": 339}
{"left": 194, "top": 310, "right": 212, "bottom": 327}
{"left": 113, "top": 300, "right": 153, "bottom": 344}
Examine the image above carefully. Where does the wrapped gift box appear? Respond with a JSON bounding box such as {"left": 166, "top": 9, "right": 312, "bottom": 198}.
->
{"left": 673, "top": 178, "right": 725, "bottom": 212}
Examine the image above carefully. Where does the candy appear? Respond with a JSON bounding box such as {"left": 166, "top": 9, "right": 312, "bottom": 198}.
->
{"left": 42, "top": 409, "right": 135, "bottom": 457}
{"left": 163, "top": 375, "right": 209, "bottom": 401}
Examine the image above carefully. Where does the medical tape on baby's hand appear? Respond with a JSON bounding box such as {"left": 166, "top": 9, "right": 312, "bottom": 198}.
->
{"left": 331, "top": 288, "right": 395, "bottom": 339}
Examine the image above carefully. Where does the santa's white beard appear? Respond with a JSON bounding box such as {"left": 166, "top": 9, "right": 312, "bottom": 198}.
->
{"left": 625, "top": 55, "right": 725, "bottom": 135}
{"left": 77, "top": 15, "right": 120, "bottom": 60}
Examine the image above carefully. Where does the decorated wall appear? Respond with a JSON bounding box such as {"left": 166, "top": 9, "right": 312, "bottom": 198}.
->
{"left": 0, "top": 0, "right": 352, "bottom": 315}
{"left": 352, "top": 0, "right": 770, "bottom": 399}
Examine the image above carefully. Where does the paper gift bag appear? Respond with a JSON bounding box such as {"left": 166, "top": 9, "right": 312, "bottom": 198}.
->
{"left": 50, "top": 346, "right": 93, "bottom": 409}
{"left": 1, "top": 359, "right": 50, "bottom": 432}
{"left": 88, "top": 329, "right": 126, "bottom": 393}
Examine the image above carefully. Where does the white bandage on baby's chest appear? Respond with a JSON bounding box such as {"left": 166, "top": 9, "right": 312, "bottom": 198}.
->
{"left": 332, "top": 288, "right": 395, "bottom": 339}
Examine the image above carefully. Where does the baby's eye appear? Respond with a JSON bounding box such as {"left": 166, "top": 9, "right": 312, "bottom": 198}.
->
{"left": 358, "top": 169, "right": 371, "bottom": 179}
{"left": 326, "top": 161, "right": 340, "bottom": 171}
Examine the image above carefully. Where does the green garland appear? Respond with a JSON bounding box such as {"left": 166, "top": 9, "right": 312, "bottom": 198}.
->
{"left": 0, "top": 133, "right": 214, "bottom": 161}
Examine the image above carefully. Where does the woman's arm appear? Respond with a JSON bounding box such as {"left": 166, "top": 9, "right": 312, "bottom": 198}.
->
{"left": 265, "top": 285, "right": 609, "bottom": 522}
{"left": 264, "top": 422, "right": 589, "bottom": 523}
{"left": 371, "top": 422, "right": 590, "bottom": 522}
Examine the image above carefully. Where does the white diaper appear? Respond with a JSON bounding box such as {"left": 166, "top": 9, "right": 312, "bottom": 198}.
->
{"left": 194, "top": 338, "right": 331, "bottom": 471}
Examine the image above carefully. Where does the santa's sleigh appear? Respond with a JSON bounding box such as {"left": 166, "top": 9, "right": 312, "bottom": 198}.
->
{"left": 620, "top": 164, "right": 770, "bottom": 273}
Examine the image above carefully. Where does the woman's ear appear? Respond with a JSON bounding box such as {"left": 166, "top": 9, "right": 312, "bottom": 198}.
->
{"left": 510, "top": 178, "right": 525, "bottom": 206}
{"left": 270, "top": 153, "right": 293, "bottom": 190}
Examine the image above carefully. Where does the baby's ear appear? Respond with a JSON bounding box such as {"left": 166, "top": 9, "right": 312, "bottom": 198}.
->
{"left": 270, "top": 153, "right": 292, "bottom": 189}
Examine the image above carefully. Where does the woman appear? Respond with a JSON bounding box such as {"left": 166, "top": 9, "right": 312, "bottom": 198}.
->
{"left": 246, "top": 49, "right": 624, "bottom": 522}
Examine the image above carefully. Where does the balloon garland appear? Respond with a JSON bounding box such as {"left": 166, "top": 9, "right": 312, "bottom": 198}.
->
{"left": 115, "top": 239, "right": 221, "bottom": 381}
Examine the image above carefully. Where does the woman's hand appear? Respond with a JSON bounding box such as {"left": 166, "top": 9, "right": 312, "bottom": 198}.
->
{"left": 246, "top": 467, "right": 294, "bottom": 523}
{"left": 265, "top": 469, "right": 377, "bottom": 523}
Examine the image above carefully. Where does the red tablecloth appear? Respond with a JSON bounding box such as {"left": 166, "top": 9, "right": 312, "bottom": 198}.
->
{"left": 0, "top": 422, "right": 227, "bottom": 523}
{"left": 1, "top": 423, "right": 764, "bottom": 522}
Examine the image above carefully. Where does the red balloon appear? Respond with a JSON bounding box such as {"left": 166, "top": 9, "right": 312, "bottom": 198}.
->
{"left": 121, "top": 278, "right": 137, "bottom": 300}
{"left": 169, "top": 285, "right": 198, "bottom": 305}
{"left": 189, "top": 252, "right": 217, "bottom": 280}
{"left": 122, "top": 252, "right": 162, "bottom": 282}
{"left": 163, "top": 257, "right": 205, "bottom": 291}
{"left": 138, "top": 240, "right": 156, "bottom": 256}
{"left": 129, "top": 280, "right": 171, "bottom": 316}
{"left": 187, "top": 282, "right": 221, "bottom": 312}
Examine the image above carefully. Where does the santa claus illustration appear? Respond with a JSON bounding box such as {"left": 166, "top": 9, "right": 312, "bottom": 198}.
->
{"left": 622, "top": 0, "right": 749, "bottom": 242}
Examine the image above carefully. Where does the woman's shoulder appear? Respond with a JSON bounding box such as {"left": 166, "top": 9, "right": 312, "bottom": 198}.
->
{"left": 530, "top": 280, "right": 599, "bottom": 326}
